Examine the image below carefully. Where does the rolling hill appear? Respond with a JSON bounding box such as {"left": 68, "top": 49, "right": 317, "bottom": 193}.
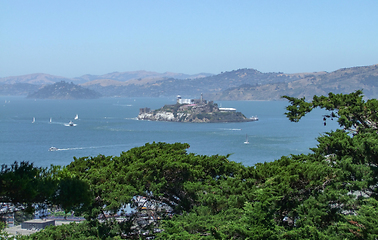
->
{"left": 213, "top": 64, "right": 378, "bottom": 100}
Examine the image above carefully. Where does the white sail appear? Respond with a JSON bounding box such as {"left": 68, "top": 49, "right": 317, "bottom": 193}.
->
{"left": 74, "top": 114, "right": 79, "bottom": 120}
{"left": 32, "top": 117, "right": 35, "bottom": 123}
{"left": 244, "top": 134, "right": 249, "bottom": 144}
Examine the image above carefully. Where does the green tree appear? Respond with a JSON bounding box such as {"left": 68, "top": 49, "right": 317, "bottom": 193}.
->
{"left": 281, "top": 90, "right": 378, "bottom": 238}
{"left": 59, "top": 142, "right": 247, "bottom": 238}
{"left": 283, "top": 90, "right": 378, "bottom": 198}
{"left": 0, "top": 161, "right": 92, "bottom": 220}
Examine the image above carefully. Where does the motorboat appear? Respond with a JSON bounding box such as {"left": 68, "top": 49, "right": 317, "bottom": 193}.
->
{"left": 49, "top": 147, "right": 58, "bottom": 151}
{"left": 64, "top": 121, "right": 76, "bottom": 127}
{"left": 250, "top": 116, "right": 259, "bottom": 121}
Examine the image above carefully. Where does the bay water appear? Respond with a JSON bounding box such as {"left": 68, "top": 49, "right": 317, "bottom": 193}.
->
{"left": 0, "top": 96, "right": 338, "bottom": 168}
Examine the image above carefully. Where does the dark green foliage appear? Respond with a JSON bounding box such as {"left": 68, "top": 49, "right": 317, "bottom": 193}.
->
{"left": 13, "top": 211, "right": 34, "bottom": 226}
{"left": 282, "top": 96, "right": 313, "bottom": 122}
{"left": 60, "top": 142, "right": 247, "bottom": 238}
{"left": 0, "top": 162, "right": 57, "bottom": 214}
{"left": 283, "top": 90, "right": 378, "bottom": 133}
{"left": 18, "top": 221, "right": 118, "bottom": 240}
{"left": 279, "top": 90, "right": 378, "bottom": 239}
{"left": 161, "top": 103, "right": 181, "bottom": 113}
{"left": 52, "top": 177, "right": 93, "bottom": 215}
{"left": 0, "top": 162, "right": 92, "bottom": 219}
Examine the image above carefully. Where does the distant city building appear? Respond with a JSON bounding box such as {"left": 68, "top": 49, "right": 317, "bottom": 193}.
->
{"left": 219, "top": 108, "right": 237, "bottom": 112}
{"left": 177, "top": 94, "right": 206, "bottom": 105}
{"left": 177, "top": 95, "right": 194, "bottom": 104}
{"left": 21, "top": 219, "right": 55, "bottom": 230}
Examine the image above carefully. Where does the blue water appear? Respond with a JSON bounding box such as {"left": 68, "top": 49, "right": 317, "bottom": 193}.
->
{"left": 0, "top": 96, "right": 339, "bottom": 168}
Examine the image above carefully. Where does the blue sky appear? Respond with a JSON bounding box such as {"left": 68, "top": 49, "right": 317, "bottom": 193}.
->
{"left": 1, "top": 0, "right": 377, "bottom": 78}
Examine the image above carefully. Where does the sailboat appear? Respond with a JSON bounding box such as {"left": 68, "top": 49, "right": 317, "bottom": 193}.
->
{"left": 74, "top": 114, "right": 79, "bottom": 120}
{"left": 244, "top": 134, "right": 249, "bottom": 144}
{"left": 49, "top": 118, "right": 52, "bottom": 123}
{"left": 32, "top": 117, "right": 35, "bottom": 123}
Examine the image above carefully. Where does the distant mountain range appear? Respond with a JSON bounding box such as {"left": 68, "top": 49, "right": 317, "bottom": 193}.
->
{"left": 1, "top": 64, "right": 378, "bottom": 100}
{"left": 0, "top": 71, "right": 212, "bottom": 85}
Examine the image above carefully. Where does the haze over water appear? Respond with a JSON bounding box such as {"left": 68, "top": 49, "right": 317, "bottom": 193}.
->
{"left": 1, "top": 96, "right": 338, "bottom": 168}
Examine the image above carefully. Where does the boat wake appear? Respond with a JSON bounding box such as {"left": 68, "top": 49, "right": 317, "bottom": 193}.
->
{"left": 46, "top": 121, "right": 77, "bottom": 126}
{"left": 53, "top": 147, "right": 84, "bottom": 151}
{"left": 49, "top": 144, "right": 127, "bottom": 152}
{"left": 220, "top": 128, "right": 242, "bottom": 131}
{"left": 64, "top": 122, "right": 77, "bottom": 127}
{"left": 113, "top": 103, "right": 133, "bottom": 107}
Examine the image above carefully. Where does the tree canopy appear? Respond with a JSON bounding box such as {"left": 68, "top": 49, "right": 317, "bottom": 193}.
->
{"left": 0, "top": 162, "right": 92, "bottom": 219}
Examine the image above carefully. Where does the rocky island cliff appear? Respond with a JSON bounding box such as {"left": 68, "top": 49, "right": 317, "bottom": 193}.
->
{"left": 137, "top": 95, "right": 257, "bottom": 123}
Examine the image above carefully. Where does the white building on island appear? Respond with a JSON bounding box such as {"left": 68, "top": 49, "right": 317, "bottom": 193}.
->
{"left": 176, "top": 95, "right": 194, "bottom": 104}
{"left": 219, "top": 107, "right": 236, "bottom": 112}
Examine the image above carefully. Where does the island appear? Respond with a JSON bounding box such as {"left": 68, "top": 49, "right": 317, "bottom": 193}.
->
{"left": 137, "top": 95, "right": 258, "bottom": 123}
{"left": 27, "top": 81, "right": 102, "bottom": 99}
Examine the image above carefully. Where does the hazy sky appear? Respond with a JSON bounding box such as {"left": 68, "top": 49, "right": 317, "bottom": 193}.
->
{"left": 1, "top": 0, "right": 377, "bottom": 78}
